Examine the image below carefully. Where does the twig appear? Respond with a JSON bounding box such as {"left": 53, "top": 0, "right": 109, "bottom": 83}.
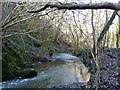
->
{"left": 2, "top": 4, "right": 19, "bottom": 24}
{"left": 2, "top": 9, "right": 56, "bottom": 30}
{"left": 2, "top": 23, "right": 52, "bottom": 38}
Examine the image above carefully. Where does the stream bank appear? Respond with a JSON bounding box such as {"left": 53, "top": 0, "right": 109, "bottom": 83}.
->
{"left": 2, "top": 47, "right": 120, "bottom": 89}
{"left": 2, "top": 37, "right": 72, "bottom": 82}
{"left": 52, "top": 48, "right": 120, "bottom": 89}
{"left": 2, "top": 38, "right": 120, "bottom": 89}
{"left": 2, "top": 53, "right": 90, "bottom": 88}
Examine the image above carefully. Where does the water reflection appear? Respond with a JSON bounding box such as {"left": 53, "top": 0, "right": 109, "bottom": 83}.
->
{"left": 2, "top": 53, "right": 90, "bottom": 88}
{"left": 73, "top": 62, "right": 90, "bottom": 82}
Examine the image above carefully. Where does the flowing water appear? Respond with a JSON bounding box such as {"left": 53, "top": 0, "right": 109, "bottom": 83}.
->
{"left": 1, "top": 53, "right": 90, "bottom": 88}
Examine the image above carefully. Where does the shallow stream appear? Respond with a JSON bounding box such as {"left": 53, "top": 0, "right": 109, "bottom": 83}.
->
{"left": 2, "top": 53, "right": 90, "bottom": 88}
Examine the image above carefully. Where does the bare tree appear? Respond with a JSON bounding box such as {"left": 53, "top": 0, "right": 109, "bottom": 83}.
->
{"left": 28, "top": 2, "right": 120, "bottom": 48}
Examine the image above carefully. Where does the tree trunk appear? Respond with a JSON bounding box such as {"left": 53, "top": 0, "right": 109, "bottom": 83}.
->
{"left": 97, "top": 10, "right": 117, "bottom": 47}
{"left": 91, "top": 9, "right": 97, "bottom": 55}
{"left": 119, "top": 16, "right": 120, "bottom": 35}
{"left": 103, "top": 9, "right": 108, "bottom": 48}
{"left": 116, "top": 15, "right": 120, "bottom": 48}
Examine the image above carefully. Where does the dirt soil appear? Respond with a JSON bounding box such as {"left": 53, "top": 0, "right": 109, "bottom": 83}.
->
{"left": 98, "top": 48, "right": 120, "bottom": 88}
{"left": 52, "top": 48, "right": 120, "bottom": 89}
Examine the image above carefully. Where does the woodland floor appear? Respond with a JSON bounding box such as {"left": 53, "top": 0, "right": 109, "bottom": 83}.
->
{"left": 52, "top": 48, "right": 120, "bottom": 89}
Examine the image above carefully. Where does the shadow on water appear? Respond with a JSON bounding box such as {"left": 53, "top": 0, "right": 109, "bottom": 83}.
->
{"left": 2, "top": 53, "right": 90, "bottom": 88}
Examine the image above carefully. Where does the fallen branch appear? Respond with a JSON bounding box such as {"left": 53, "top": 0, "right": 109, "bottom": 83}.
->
{"left": 28, "top": 2, "right": 120, "bottom": 13}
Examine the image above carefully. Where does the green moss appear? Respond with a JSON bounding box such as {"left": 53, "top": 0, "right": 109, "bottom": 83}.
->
{"left": 16, "top": 68, "right": 37, "bottom": 78}
{"left": 2, "top": 59, "right": 14, "bottom": 81}
{"left": 81, "top": 85, "right": 88, "bottom": 88}
{"left": 2, "top": 40, "right": 31, "bottom": 81}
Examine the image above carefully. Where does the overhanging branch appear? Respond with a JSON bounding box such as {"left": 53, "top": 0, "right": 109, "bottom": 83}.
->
{"left": 28, "top": 2, "right": 120, "bottom": 13}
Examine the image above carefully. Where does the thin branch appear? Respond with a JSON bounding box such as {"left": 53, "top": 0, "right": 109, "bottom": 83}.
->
{"left": 2, "top": 29, "right": 37, "bottom": 38}
{"left": 2, "top": 23, "right": 52, "bottom": 38}
{"left": 27, "top": 34, "right": 55, "bottom": 44}
{"left": 71, "top": 10, "right": 97, "bottom": 63}
{"left": 2, "top": 15, "right": 18, "bottom": 28}
{"left": 2, "top": 9, "right": 56, "bottom": 30}
{"left": 2, "top": 4, "right": 19, "bottom": 24}
{"left": 27, "top": 34, "right": 41, "bottom": 44}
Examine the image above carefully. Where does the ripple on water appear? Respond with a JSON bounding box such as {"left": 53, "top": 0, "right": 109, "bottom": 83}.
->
{"left": 2, "top": 53, "right": 90, "bottom": 88}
